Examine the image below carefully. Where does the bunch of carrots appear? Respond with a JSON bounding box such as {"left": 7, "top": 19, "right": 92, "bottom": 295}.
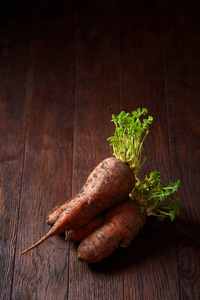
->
{"left": 21, "top": 108, "right": 180, "bottom": 263}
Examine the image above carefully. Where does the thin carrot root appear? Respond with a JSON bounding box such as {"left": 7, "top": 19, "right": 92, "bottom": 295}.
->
{"left": 21, "top": 227, "right": 59, "bottom": 254}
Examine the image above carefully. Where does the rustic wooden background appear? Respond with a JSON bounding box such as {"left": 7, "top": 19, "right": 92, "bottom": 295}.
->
{"left": 0, "top": 0, "right": 199, "bottom": 299}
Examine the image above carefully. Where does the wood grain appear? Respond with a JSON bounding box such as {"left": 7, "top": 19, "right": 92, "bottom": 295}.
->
{"left": 159, "top": 1, "right": 200, "bottom": 298}
{"left": 0, "top": 16, "right": 30, "bottom": 299}
{"left": 0, "top": 0, "right": 199, "bottom": 299}
{"left": 120, "top": 1, "right": 179, "bottom": 299}
{"left": 10, "top": 2, "right": 76, "bottom": 299}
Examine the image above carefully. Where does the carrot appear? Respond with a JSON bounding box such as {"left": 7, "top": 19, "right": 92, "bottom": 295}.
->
{"left": 77, "top": 198, "right": 146, "bottom": 263}
{"left": 74, "top": 171, "right": 181, "bottom": 263}
{"left": 65, "top": 214, "right": 105, "bottom": 242}
{"left": 21, "top": 157, "right": 135, "bottom": 254}
{"left": 46, "top": 197, "right": 75, "bottom": 226}
{"left": 21, "top": 109, "right": 180, "bottom": 262}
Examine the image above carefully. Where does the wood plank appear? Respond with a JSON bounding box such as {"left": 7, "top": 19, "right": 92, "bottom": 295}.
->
{"left": 0, "top": 16, "right": 30, "bottom": 300}
{"left": 11, "top": 3, "right": 76, "bottom": 299}
{"left": 68, "top": 1, "right": 124, "bottom": 299}
{"left": 120, "top": 1, "right": 180, "bottom": 299}
{"left": 159, "top": 1, "right": 200, "bottom": 299}
{"left": 1, "top": 1, "right": 199, "bottom": 299}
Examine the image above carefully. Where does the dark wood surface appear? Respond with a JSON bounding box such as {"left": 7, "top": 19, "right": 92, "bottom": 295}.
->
{"left": 0, "top": 1, "right": 199, "bottom": 299}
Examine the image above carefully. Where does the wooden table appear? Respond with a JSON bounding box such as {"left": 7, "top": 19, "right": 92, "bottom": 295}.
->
{"left": 1, "top": 1, "right": 199, "bottom": 299}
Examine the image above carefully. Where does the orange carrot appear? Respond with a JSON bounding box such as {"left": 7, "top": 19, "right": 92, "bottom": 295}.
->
{"left": 65, "top": 214, "right": 105, "bottom": 242}
{"left": 46, "top": 197, "right": 75, "bottom": 226}
{"left": 21, "top": 157, "right": 135, "bottom": 254}
{"left": 77, "top": 198, "right": 146, "bottom": 263}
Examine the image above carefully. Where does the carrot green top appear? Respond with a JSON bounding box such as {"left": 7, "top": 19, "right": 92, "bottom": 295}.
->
{"left": 130, "top": 171, "right": 180, "bottom": 221}
{"left": 108, "top": 108, "right": 180, "bottom": 221}
{"left": 107, "top": 108, "right": 153, "bottom": 175}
